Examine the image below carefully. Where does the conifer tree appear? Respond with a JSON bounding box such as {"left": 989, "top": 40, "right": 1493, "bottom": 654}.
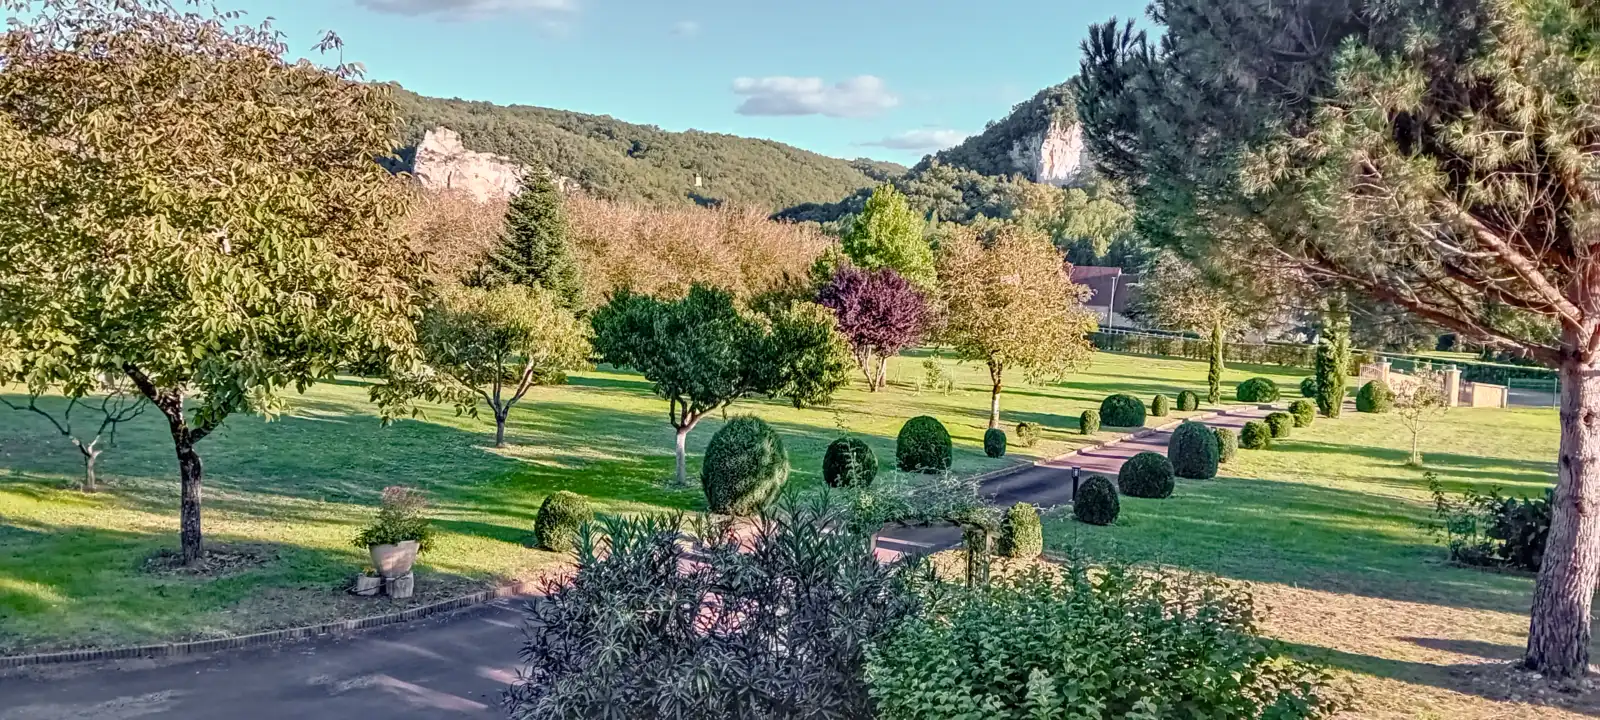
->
{"left": 485, "top": 173, "right": 583, "bottom": 308}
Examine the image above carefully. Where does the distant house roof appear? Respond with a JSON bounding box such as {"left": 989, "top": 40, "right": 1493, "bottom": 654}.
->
{"left": 1068, "top": 266, "right": 1141, "bottom": 314}
{"left": 1068, "top": 266, "right": 1122, "bottom": 282}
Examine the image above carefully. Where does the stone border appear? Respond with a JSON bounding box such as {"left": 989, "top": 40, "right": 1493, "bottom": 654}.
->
{"left": 0, "top": 578, "right": 544, "bottom": 669}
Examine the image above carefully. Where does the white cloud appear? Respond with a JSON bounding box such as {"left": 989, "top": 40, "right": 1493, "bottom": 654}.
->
{"left": 357, "top": 0, "right": 575, "bottom": 18}
{"left": 863, "top": 129, "right": 969, "bottom": 151}
{"left": 671, "top": 20, "right": 700, "bottom": 36}
{"left": 731, "top": 76, "right": 899, "bottom": 119}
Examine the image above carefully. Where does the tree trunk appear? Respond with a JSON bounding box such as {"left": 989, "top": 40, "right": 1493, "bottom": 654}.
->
{"left": 858, "top": 352, "right": 878, "bottom": 391}
{"left": 175, "top": 438, "right": 204, "bottom": 564}
{"left": 1526, "top": 352, "right": 1600, "bottom": 678}
{"left": 988, "top": 361, "right": 1003, "bottom": 430}
{"left": 876, "top": 356, "right": 890, "bottom": 391}
{"left": 674, "top": 425, "right": 691, "bottom": 486}
{"left": 494, "top": 408, "right": 508, "bottom": 448}
{"left": 82, "top": 449, "right": 99, "bottom": 493}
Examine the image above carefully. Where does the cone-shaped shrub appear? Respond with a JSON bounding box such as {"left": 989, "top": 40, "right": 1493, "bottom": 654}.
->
{"left": 896, "top": 416, "right": 953, "bottom": 472}
{"left": 1265, "top": 412, "right": 1293, "bottom": 438}
{"left": 983, "top": 428, "right": 1007, "bottom": 458}
{"left": 1214, "top": 427, "right": 1238, "bottom": 463}
{"left": 1169, "top": 420, "right": 1220, "bottom": 479}
{"left": 1118, "top": 451, "right": 1176, "bottom": 499}
{"left": 701, "top": 416, "right": 789, "bottom": 516}
{"left": 1150, "top": 394, "right": 1170, "bottom": 417}
{"left": 1236, "top": 377, "right": 1280, "bottom": 403}
{"left": 535, "top": 491, "right": 594, "bottom": 553}
{"left": 1074, "top": 475, "right": 1119, "bottom": 526}
{"left": 1240, "top": 421, "right": 1273, "bottom": 449}
{"left": 1357, "top": 380, "right": 1394, "bottom": 413}
{"left": 1079, "top": 409, "right": 1100, "bottom": 435}
{"left": 822, "top": 437, "right": 877, "bottom": 488}
{"left": 997, "top": 502, "right": 1043, "bottom": 559}
{"left": 1288, "top": 400, "right": 1316, "bottom": 428}
{"left": 1015, "top": 422, "right": 1040, "bottom": 448}
{"left": 1177, "top": 390, "right": 1200, "bottom": 411}
{"left": 1099, "top": 394, "right": 1146, "bottom": 427}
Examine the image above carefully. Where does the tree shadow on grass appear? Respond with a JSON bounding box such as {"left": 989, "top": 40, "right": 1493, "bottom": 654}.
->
{"left": 1274, "top": 440, "right": 1556, "bottom": 491}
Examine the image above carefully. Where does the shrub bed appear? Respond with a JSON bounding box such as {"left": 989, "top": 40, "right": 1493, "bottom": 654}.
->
{"left": 823, "top": 437, "right": 877, "bottom": 488}
{"left": 1169, "top": 420, "right": 1220, "bottom": 479}
{"left": 1073, "top": 475, "right": 1119, "bottom": 525}
{"left": 1214, "top": 427, "right": 1238, "bottom": 463}
{"left": 1357, "top": 380, "right": 1394, "bottom": 413}
{"left": 1288, "top": 399, "right": 1316, "bottom": 428}
{"left": 1099, "top": 394, "right": 1146, "bottom": 427}
{"left": 1240, "top": 421, "right": 1273, "bottom": 449}
{"left": 1265, "top": 412, "right": 1294, "bottom": 439}
{"left": 997, "top": 502, "right": 1043, "bottom": 559}
{"left": 1079, "top": 409, "right": 1100, "bottom": 435}
{"left": 896, "top": 416, "right": 953, "bottom": 473}
{"left": 1118, "top": 451, "right": 1176, "bottom": 499}
{"left": 1236, "top": 377, "right": 1281, "bottom": 403}
{"left": 701, "top": 416, "right": 789, "bottom": 516}
{"left": 983, "top": 428, "right": 1007, "bottom": 458}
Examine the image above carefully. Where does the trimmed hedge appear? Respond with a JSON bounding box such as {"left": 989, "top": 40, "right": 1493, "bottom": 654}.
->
{"left": 1100, "top": 394, "right": 1146, "bottom": 427}
{"left": 1214, "top": 427, "right": 1238, "bottom": 464}
{"left": 1357, "top": 380, "right": 1394, "bottom": 413}
{"left": 997, "top": 502, "right": 1043, "bottom": 559}
{"left": 1299, "top": 377, "right": 1319, "bottom": 398}
{"left": 1265, "top": 412, "right": 1294, "bottom": 439}
{"left": 1240, "top": 421, "right": 1273, "bottom": 450}
{"left": 1235, "top": 377, "right": 1281, "bottom": 403}
{"left": 702, "top": 416, "right": 789, "bottom": 516}
{"left": 896, "top": 416, "right": 953, "bottom": 472}
{"left": 983, "top": 428, "right": 1008, "bottom": 458}
{"left": 822, "top": 437, "right": 877, "bottom": 488}
{"left": 1118, "top": 451, "right": 1176, "bottom": 499}
{"left": 1288, "top": 400, "right": 1316, "bottom": 428}
{"left": 1015, "top": 422, "right": 1040, "bottom": 448}
{"left": 1177, "top": 390, "right": 1200, "bottom": 411}
{"left": 1079, "top": 409, "right": 1100, "bottom": 435}
{"left": 534, "top": 491, "right": 594, "bottom": 553}
{"left": 1150, "top": 394, "right": 1170, "bottom": 417}
{"left": 1169, "top": 421, "right": 1220, "bottom": 480}
{"left": 1074, "top": 475, "right": 1120, "bottom": 526}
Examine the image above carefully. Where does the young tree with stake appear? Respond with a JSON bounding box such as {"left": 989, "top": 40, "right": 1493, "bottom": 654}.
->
{"left": 1393, "top": 369, "right": 1448, "bottom": 468}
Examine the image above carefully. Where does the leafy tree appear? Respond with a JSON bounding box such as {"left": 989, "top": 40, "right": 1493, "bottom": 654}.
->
{"left": 408, "top": 285, "right": 590, "bottom": 448}
{"left": 0, "top": 0, "right": 422, "bottom": 564}
{"left": 1314, "top": 297, "right": 1352, "bottom": 418}
{"left": 0, "top": 381, "right": 146, "bottom": 492}
{"left": 841, "top": 185, "right": 936, "bottom": 291}
{"left": 481, "top": 173, "right": 583, "bottom": 308}
{"left": 763, "top": 301, "right": 852, "bottom": 408}
{"left": 1394, "top": 369, "right": 1448, "bottom": 467}
{"left": 816, "top": 266, "right": 928, "bottom": 391}
{"left": 938, "top": 224, "right": 1098, "bottom": 429}
{"left": 1079, "top": 0, "right": 1600, "bottom": 675}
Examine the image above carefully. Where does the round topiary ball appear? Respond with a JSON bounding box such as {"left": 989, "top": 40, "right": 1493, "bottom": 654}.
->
{"left": 1300, "top": 377, "right": 1319, "bottom": 398}
{"left": 1177, "top": 390, "right": 1200, "bottom": 411}
{"left": 701, "top": 416, "right": 789, "bottom": 516}
{"left": 1074, "top": 475, "right": 1120, "bottom": 525}
{"left": 1357, "top": 380, "right": 1394, "bottom": 413}
{"left": 1265, "top": 412, "right": 1293, "bottom": 438}
{"left": 1099, "top": 394, "right": 1146, "bottom": 427}
{"left": 534, "top": 491, "right": 594, "bottom": 553}
{"left": 1118, "top": 451, "right": 1176, "bottom": 499}
{"left": 1236, "top": 377, "right": 1281, "bottom": 403}
{"left": 896, "top": 415, "right": 953, "bottom": 473}
{"left": 822, "top": 437, "right": 877, "bottom": 488}
{"left": 1240, "top": 420, "right": 1273, "bottom": 449}
{"left": 1150, "top": 394, "right": 1171, "bottom": 417}
{"left": 1169, "top": 420, "right": 1220, "bottom": 479}
{"left": 983, "top": 428, "right": 1007, "bottom": 458}
{"left": 997, "top": 502, "right": 1043, "bottom": 559}
{"left": 1288, "top": 399, "right": 1316, "bottom": 428}
{"left": 1214, "top": 427, "right": 1238, "bottom": 464}
{"left": 1015, "top": 422, "right": 1040, "bottom": 448}
{"left": 1080, "top": 409, "right": 1101, "bottom": 435}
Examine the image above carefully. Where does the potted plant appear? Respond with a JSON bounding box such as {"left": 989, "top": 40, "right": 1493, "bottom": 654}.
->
{"left": 352, "top": 566, "right": 382, "bottom": 596}
{"left": 353, "top": 486, "right": 436, "bottom": 579}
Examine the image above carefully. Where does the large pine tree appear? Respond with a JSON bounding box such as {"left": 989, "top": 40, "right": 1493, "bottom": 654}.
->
{"left": 485, "top": 173, "right": 583, "bottom": 308}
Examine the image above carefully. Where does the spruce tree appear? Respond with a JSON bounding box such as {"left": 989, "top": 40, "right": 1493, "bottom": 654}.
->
{"left": 485, "top": 173, "right": 583, "bottom": 308}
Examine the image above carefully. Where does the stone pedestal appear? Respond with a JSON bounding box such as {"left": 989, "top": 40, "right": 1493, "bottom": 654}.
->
{"left": 1442, "top": 367, "right": 1462, "bottom": 408}
{"left": 352, "top": 574, "right": 382, "bottom": 596}
{"left": 1377, "top": 361, "right": 1392, "bottom": 383}
{"left": 386, "top": 572, "right": 415, "bottom": 599}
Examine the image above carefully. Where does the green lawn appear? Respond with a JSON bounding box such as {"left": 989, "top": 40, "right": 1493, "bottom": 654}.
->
{"left": 0, "top": 351, "right": 1307, "bottom": 653}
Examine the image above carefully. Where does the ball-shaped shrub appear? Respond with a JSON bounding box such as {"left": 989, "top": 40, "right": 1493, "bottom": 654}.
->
{"left": 1079, "top": 409, "right": 1101, "bottom": 435}
{"left": 997, "top": 502, "right": 1043, "bottom": 559}
{"left": 1150, "top": 394, "right": 1171, "bottom": 418}
{"left": 1074, "top": 475, "right": 1120, "bottom": 526}
{"left": 1357, "top": 380, "right": 1394, "bottom": 413}
{"left": 1014, "top": 422, "right": 1041, "bottom": 448}
{"left": 1265, "top": 412, "right": 1293, "bottom": 439}
{"left": 1240, "top": 420, "right": 1273, "bottom": 450}
{"left": 1299, "top": 377, "right": 1319, "bottom": 398}
{"left": 1099, "top": 394, "right": 1146, "bottom": 427}
{"left": 1214, "top": 427, "right": 1238, "bottom": 464}
{"left": 1169, "top": 420, "right": 1220, "bottom": 480}
{"left": 534, "top": 491, "right": 594, "bottom": 553}
{"left": 1235, "top": 377, "right": 1281, "bottom": 403}
{"left": 822, "top": 437, "right": 877, "bottom": 488}
{"left": 1288, "top": 399, "right": 1316, "bottom": 428}
{"left": 896, "top": 415, "right": 953, "bottom": 473}
{"left": 983, "top": 428, "right": 1008, "bottom": 458}
{"left": 701, "top": 416, "right": 789, "bottom": 516}
{"left": 1118, "top": 451, "right": 1176, "bottom": 499}
{"left": 1177, "top": 390, "right": 1200, "bottom": 411}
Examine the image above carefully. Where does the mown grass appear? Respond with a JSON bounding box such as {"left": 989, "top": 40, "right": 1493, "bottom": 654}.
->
{"left": 0, "top": 351, "right": 1307, "bottom": 652}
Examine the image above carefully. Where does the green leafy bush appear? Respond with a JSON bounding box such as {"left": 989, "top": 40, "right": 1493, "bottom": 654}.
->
{"left": 1235, "top": 377, "right": 1281, "bottom": 403}
{"left": 1427, "top": 473, "right": 1552, "bottom": 571}
{"left": 983, "top": 428, "right": 1007, "bottom": 458}
{"left": 1177, "top": 389, "right": 1200, "bottom": 411}
{"left": 996, "top": 503, "right": 1043, "bottom": 559}
{"left": 1118, "top": 451, "right": 1176, "bottom": 498}
{"left": 701, "top": 416, "right": 789, "bottom": 516}
{"left": 1150, "top": 393, "right": 1170, "bottom": 417}
{"left": 1215, "top": 427, "right": 1238, "bottom": 463}
{"left": 896, "top": 416, "right": 953, "bottom": 473}
{"left": 1300, "top": 377, "right": 1319, "bottom": 398}
{"left": 823, "top": 437, "right": 877, "bottom": 488}
{"left": 1099, "top": 393, "right": 1146, "bottom": 427}
{"left": 1014, "top": 422, "right": 1040, "bottom": 448}
{"left": 865, "top": 563, "right": 1343, "bottom": 719}
{"left": 1265, "top": 412, "right": 1294, "bottom": 439}
{"left": 1169, "top": 420, "right": 1220, "bottom": 479}
{"left": 1289, "top": 399, "right": 1316, "bottom": 427}
{"left": 1240, "top": 421, "right": 1273, "bottom": 450}
{"left": 1079, "top": 409, "right": 1100, "bottom": 435}
{"left": 534, "top": 491, "right": 594, "bottom": 553}
{"left": 1357, "top": 380, "right": 1394, "bottom": 413}
{"left": 353, "top": 486, "right": 436, "bottom": 552}
{"left": 1073, "top": 475, "right": 1119, "bottom": 525}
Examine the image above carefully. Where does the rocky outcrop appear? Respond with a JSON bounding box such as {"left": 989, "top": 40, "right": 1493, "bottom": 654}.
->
{"left": 405, "top": 127, "right": 529, "bottom": 202}
{"left": 1006, "top": 120, "right": 1088, "bottom": 187}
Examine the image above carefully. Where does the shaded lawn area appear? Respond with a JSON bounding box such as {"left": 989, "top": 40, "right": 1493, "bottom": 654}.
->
{"left": 0, "top": 351, "right": 1308, "bottom": 653}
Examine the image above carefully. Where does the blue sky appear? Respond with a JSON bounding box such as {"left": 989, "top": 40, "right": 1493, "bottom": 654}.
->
{"left": 231, "top": 0, "right": 1147, "bottom": 164}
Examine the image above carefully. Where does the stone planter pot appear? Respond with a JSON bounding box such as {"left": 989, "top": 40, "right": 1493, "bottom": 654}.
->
{"left": 352, "top": 574, "right": 382, "bottom": 596}
{"left": 369, "top": 540, "right": 419, "bottom": 579}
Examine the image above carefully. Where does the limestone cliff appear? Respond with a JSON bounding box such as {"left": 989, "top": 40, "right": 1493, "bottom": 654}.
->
{"left": 402, "top": 128, "right": 528, "bottom": 202}
{"left": 919, "top": 81, "right": 1089, "bottom": 187}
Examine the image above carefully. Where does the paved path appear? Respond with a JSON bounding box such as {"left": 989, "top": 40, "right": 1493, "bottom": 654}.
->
{"left": 0, "top": 407, "right": 1273, "bottom": 719}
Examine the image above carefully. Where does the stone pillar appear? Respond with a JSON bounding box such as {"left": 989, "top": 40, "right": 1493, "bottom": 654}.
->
{"left": 1377, "top": 360, "right": 1392, "bottom": 383}
{"left": 1442, "top": 367, "right": 1462, "bottom": 408}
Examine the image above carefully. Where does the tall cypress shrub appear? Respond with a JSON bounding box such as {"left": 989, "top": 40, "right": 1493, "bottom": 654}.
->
{"left": 1314, "top": 297, "right": 1349, "bottom": 417}
{"left": 1207, "top": 319, "right": 1225, "bottom": 405}
{"left": 484, "top": 173, "right": 584, "bottom": 308}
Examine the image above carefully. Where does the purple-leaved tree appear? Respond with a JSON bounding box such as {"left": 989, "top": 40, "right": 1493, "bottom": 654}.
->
{"left": 817, "top": 266, "right": 927, "bottom": 391}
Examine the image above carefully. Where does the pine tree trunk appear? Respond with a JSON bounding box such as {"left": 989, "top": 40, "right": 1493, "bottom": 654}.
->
{"left": 1525, "top": 352, "right": 1600, "bottom": 678}
{"left": 175, "top": 438, "right": 204, "bottom": 564}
